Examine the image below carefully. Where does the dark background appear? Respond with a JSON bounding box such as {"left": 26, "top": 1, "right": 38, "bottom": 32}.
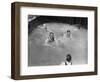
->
{"left": 28, "top": 15, "right": 88, "bottom": 35}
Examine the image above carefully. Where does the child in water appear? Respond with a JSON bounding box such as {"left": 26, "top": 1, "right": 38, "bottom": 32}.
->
{"left": 65, "top": 54, "right": 72, "bottom": 65}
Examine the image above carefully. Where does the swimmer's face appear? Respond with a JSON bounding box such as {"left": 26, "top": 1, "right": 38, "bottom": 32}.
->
{"left": 67, "top": 30, "right": 71, "bottom": 34}
{"left": 50, "top": 32, "right": 54, "bottom": 37}
{"left": 67, "top": 55, "right": 71, "bottom": 59}
{"left": 66, "top": 54, "right": 71, "bottom": 62}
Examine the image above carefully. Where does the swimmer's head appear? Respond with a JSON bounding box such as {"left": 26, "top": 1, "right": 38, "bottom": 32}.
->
{"left": 67, "top": 30, "right": 71, "bottom": 33}
{"left": 49, "top": 32, "right": 54, "bottom": 36}
{"left": 66, "top": 54, "right": 72, "bottom": 62}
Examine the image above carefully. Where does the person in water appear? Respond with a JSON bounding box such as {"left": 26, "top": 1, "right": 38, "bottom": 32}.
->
{"left": 48, "top": 32, "right": 55, "bottom": 42}
{"left": 66, "top": 30, "right": 71, "bottom": 39}
{"left": 63, "top": 30, "right": 72, "bottom": 40}
{"left": 44, "top": 32, "right": 56, "bottom": 47}
{"left": 65, "top": 54, "right": 72, "bottom": 65}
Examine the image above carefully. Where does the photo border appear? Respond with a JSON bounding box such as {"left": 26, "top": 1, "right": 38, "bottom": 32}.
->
{"left": 11, "top": 2, "right": 98, "bottom": 80}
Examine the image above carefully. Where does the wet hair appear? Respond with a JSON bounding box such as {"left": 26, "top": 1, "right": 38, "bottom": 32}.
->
{"left": 50, "top": 32, "right": 54, "bottom": 35}
{"left": 66, "top": 54, "right": 72, "bottom": 62}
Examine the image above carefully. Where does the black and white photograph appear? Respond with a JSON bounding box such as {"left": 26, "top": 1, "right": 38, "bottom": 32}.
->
{"left": 11, "top": 2, "right": 97, "bottom": 79}
{"left": 28, "top": 15, "right": 88, "bottom": 66}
